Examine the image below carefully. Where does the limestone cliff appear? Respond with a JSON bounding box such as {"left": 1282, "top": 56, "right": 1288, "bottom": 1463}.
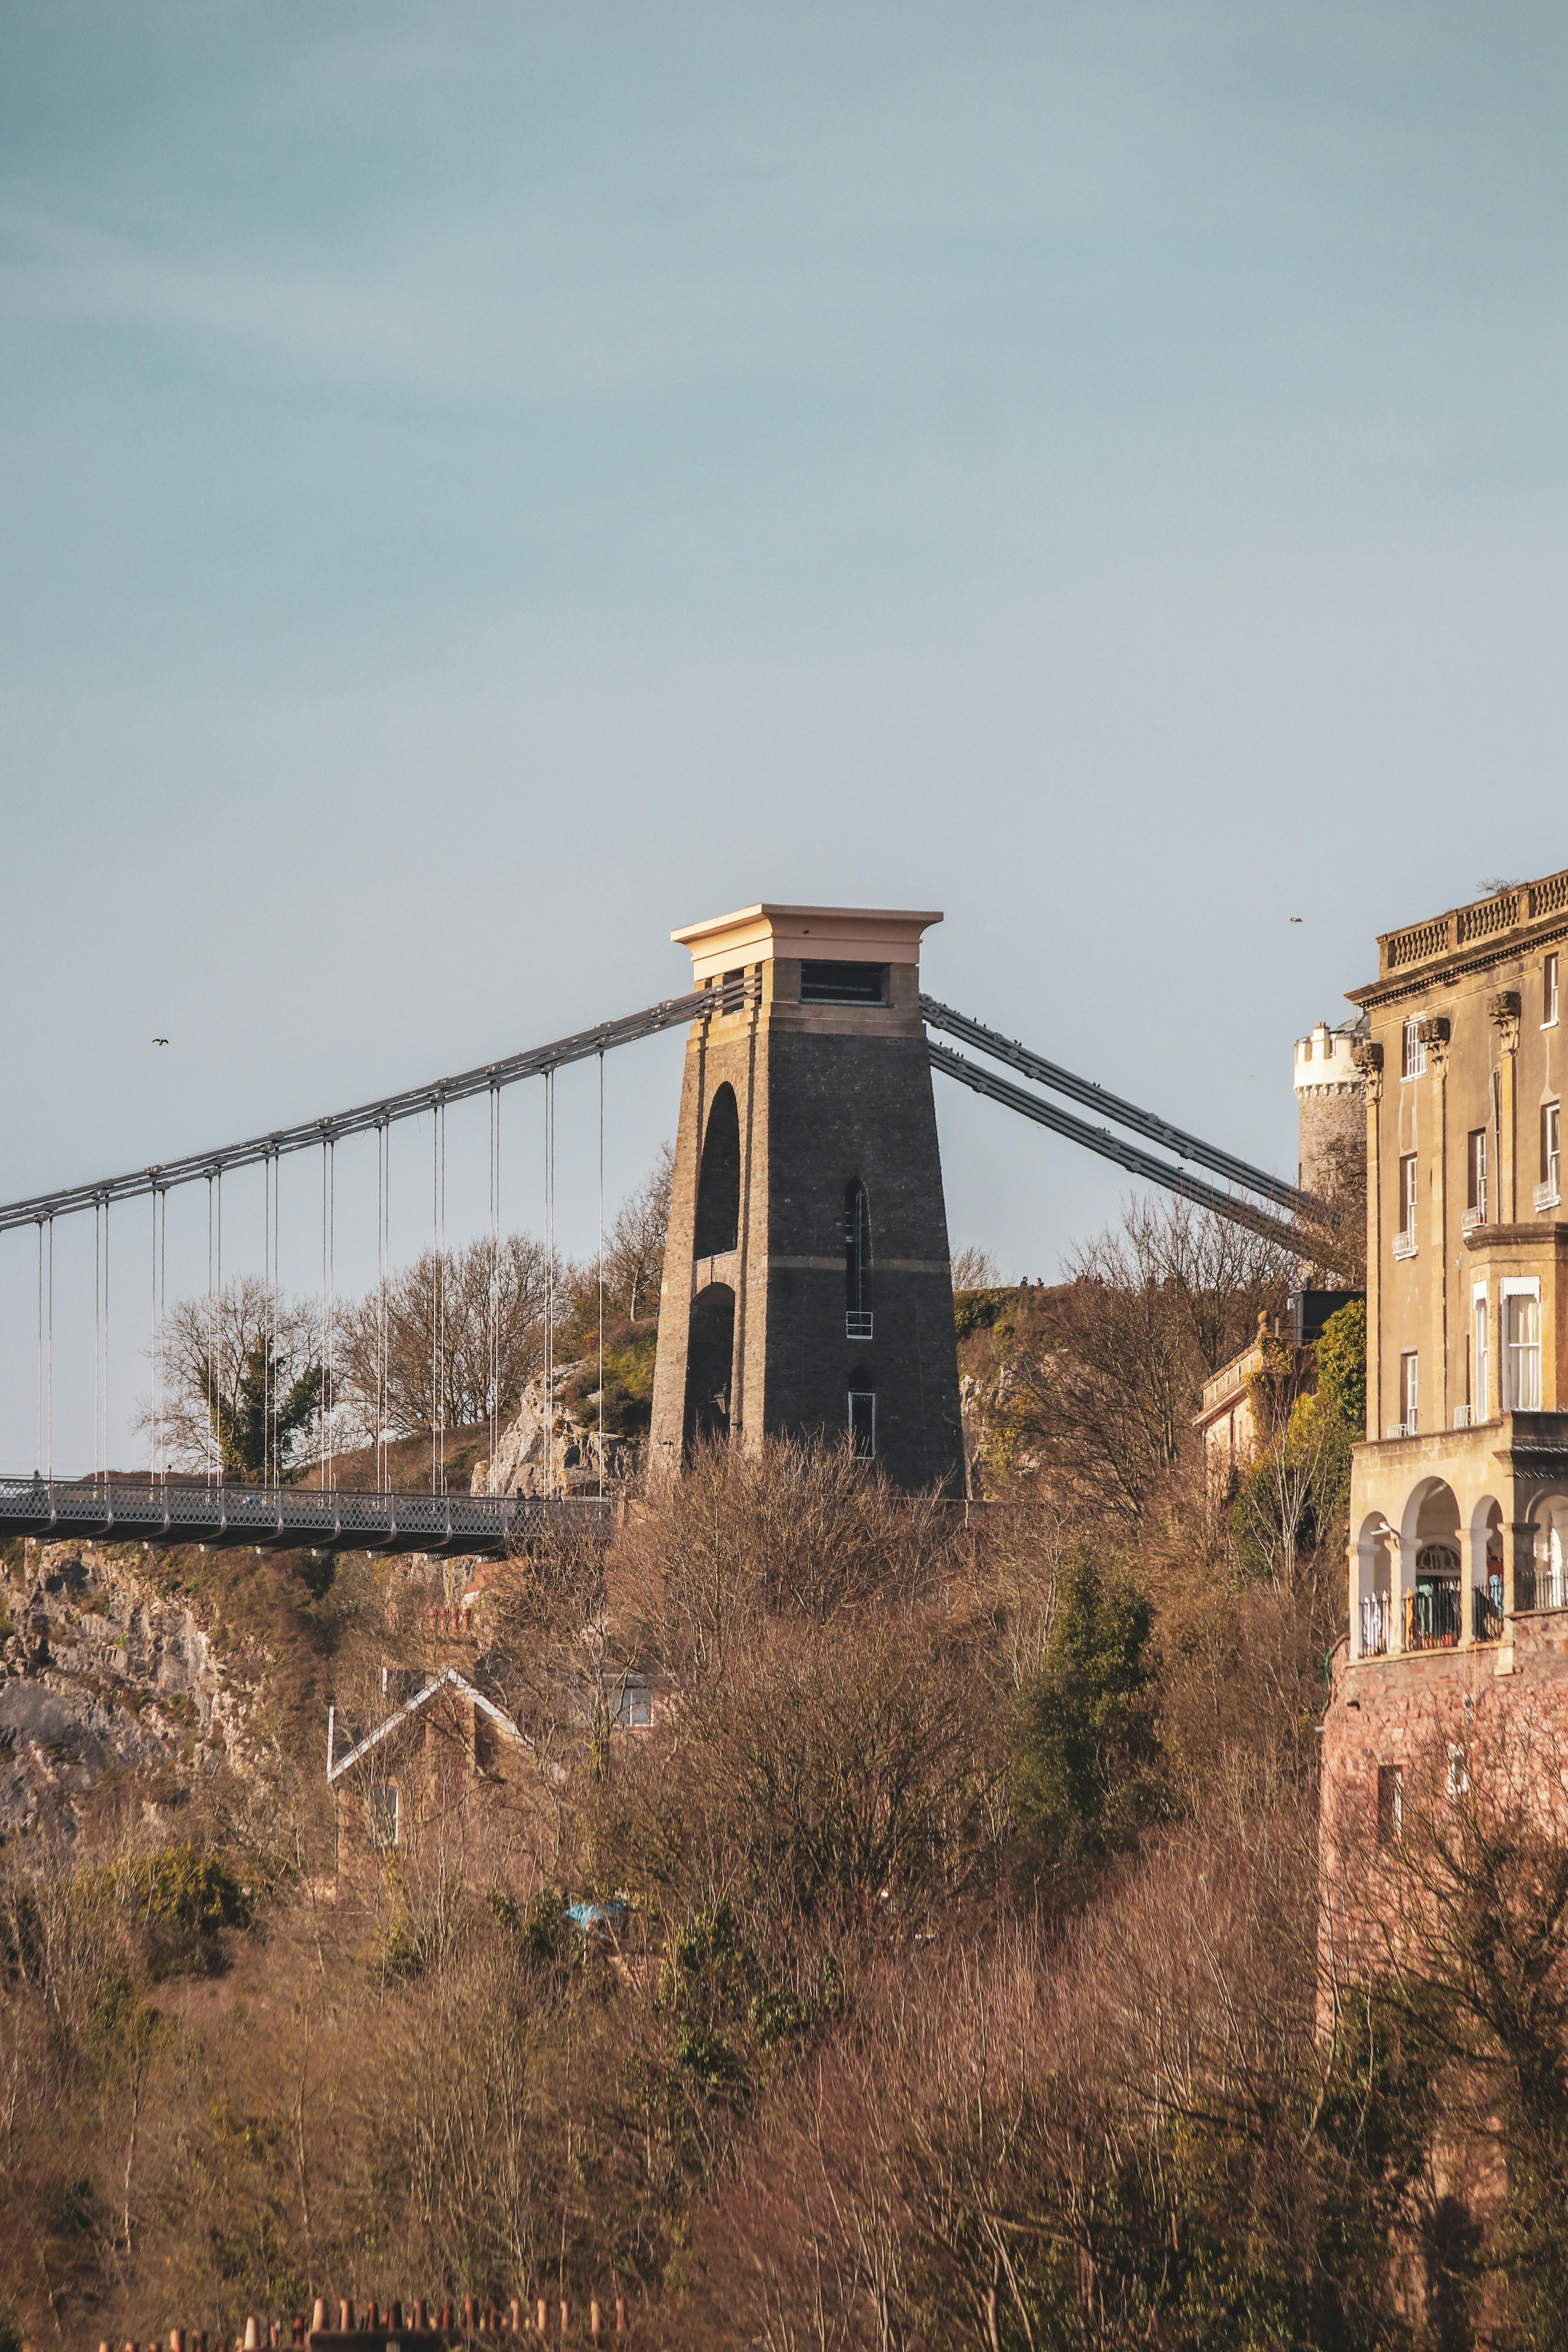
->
{"left": 0, "top": 1540, "right": 260, "bottom": 1841}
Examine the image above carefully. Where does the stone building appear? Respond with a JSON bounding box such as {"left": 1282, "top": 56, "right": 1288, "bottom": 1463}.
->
{"left": 1321, "top": 864, "right": 1568, "bottom": 1964}
{"left": 1293, "top": 1015, "right": 1367, "bottom": 1198}
{"left": 647, "top": 903, "right": 964, "bottom": 1493}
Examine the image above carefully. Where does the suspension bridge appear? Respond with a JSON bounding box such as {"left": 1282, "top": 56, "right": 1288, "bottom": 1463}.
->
{"left": 0, "top": 937, "right": 1331, "bottom": 1555}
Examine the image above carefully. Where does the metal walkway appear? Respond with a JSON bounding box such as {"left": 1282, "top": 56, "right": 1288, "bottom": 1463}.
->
{"left": 0, "top": 1476, "right": 611, "bottom": 1557}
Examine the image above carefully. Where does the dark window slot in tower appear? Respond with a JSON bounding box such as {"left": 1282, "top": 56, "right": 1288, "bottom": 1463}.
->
{"left": 800, "top": 960, "right": 889, "bottom": 1005}
{"left": 845, "top": 1177, "right": 872, "bottom": 1339}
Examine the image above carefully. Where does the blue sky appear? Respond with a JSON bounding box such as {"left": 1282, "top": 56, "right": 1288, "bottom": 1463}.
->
{"left": 2, "top": 2, "right": 1564, "bottom": 1470}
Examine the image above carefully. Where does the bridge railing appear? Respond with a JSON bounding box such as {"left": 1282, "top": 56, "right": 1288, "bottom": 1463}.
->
{"left": 0, "top": 1476, "right": 612, "bottom": 1557}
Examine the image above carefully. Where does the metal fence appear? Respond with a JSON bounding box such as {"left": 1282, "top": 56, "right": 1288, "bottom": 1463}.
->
{"left": 0, "top": 1475, "right": 612, "bottom": 1558}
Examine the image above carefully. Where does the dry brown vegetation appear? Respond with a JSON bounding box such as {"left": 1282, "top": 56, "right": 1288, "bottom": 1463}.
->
{"left": 4, "top": 1198, "right": 1568, "bottom": 2350}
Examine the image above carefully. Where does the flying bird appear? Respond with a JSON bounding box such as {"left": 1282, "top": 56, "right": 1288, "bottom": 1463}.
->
{"left": 1289, "top": 916, "right": 1303, "bottom": 924}
{"left": 152, "top": 1036, "right": 169, "bottom": 1045}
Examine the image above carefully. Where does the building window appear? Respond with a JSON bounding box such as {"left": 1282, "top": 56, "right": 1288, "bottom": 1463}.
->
{"left": 605, "top": 1677, "right": 653, "bottom": 1729}
{"left": 1401, "top": 1019, "right": 1426, "bottom": 1079}
{"left": 1400, "top": 1351, "right": 1419, "bottom": 1434}
{"left": 1467, "top": 1129, "right": 1488, "bottom": 1222}
{"left": 1401, "top": 1152, "right": 1419, "bottom": 1234}
{"left": 848, "top": 1385, "right": 876, "bottom": 1457}
{"left": 1473, "top": 1294, "right": 1489, "bottom": 1422}
{"left": 1546, "top": 953, "right": 1560, "bottom": 1028}
{"left": 368, "top": 1782, "right": 399, "bottom": 1849}
{"left": 845, "top": 1178, "right": 873, "bottom": 1339}
{"left": 1377, "top": 1764, "right": 1403, "bottom": 1846}
{"left": 1505, "top": 1291, "right": 1541, "bottom": 1411}
{"left": 1445, "top": 1745, "right": 1469, "bottom": 1802}
{"left": 800, "top": 960, "right": 889, "bottom": 1006}
{"left": 1543, "top": 1102, "right": 1561, "bottom": 1201}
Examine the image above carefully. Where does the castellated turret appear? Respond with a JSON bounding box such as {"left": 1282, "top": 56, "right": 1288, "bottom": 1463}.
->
{"left": 1294, "top": 1015, "right": 1368, "bottom": 1198}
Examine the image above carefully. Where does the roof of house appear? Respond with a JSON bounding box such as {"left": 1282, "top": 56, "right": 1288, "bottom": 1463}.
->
{"left": 327, "top": 1666, "right": 523, "bottom": 1782}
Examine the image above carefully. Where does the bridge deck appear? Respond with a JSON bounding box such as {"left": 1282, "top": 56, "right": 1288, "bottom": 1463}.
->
{"left": 0, "top": 1477, "right": 610, "bottom": 1557}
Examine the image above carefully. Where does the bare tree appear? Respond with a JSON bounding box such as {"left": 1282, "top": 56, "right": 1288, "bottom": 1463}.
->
{"left": 601, "top": 1142, "right": 673, "bottom": 1321}
{"left": 337, "top": 1231, "right": 559, "bottom": 1440}
{"left": 1008, "top": 1197, "right": 1293, "bottom": 1519}
{"left": 135, "top": 1276, "right": 320, "bottom": 1476}
{"left": 951, "top": 1245, "right": 1000, "bottom": 1290}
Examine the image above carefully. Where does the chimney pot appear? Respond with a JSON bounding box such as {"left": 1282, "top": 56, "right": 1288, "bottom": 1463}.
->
{"left": 463, "top": 2298, "right": 477, "bottom": 2329}
{"left": 311, "top": 2305, "right": 326, "bottom": 2336}
{"left": 588, "top": 2305, "right": 601, "bottom": 2339}
{"left": 414, "top": 2305, "right": 428, "bottom": 2331}
{"left": 614, "top": 2302, "right": 625, "bottom": 2335}
{"left": 439, "top": 2306, "right": 453, "bottom": 2330}
{"left": 558, "top": 2307, "right": 568, "bottom": 2336}
{"left": 391, "top": 2307, "right": 403, "bottom": 2333}
{"left": 339, "top": 2305, "right": 353, "bottom": 2333}
{"left": 535, "top": 2303, "right": 548, "bottom": 2335}
{"left": 244, "top": 2320, "right": 260, "bottom": 2351}
{"left": 367, "top": 2307, "right": 379, "bottom": 2333}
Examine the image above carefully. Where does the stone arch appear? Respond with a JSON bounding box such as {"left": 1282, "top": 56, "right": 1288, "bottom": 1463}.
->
{"left": 693, "top": 1084, "right": 741, "bottom": 1258}
{"left": 1354, "top": 1511, "right": 1395, "bottom": 1657}
{"left": 683, "top": 1282, "right": 736, "bottom": 1453}
{"left": 1400, "top": 1478, "right": 1462, "bottom": 1651}
{"left": 1469, "top": 1494, "right": 1504, "bottom": 1633}
{"left": 1524, "top": 1488, "right": 1568, "bottom": 1611}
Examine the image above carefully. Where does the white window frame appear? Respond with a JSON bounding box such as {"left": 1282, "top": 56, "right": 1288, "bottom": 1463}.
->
{"left": 1546, "top": 1102, "right": 1561, "bottom": 1200}
{"left": 1402, "top": 1152, "right": 1419, "bottom": 1234}
{"left": 848, "top": 1387, "right": 876, "bottom": 1458}
{"left": 1545, "top": 952, "right": 1559, "bottom": 1029}
{"left": 1472, "top": 1283, "right": 1489, "bottom": 1423}
{"left": 1470, "top": 1128, "right": 1488, "bottom": 1225}
{"left": 1503, "top": 1277, "right": 1542, "bottom": 1412}
{"left": 1400, "top": 1350, "right": 1419, "bottom": 1435}
{"left": 1401, "top": 1019, "right": 1426, "bottom": 1080}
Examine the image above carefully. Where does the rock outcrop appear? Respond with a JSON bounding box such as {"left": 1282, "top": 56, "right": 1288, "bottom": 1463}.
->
{"left": 474, "top": 1361, "right": 634, "bottom": 1497}
{"left": 0, "top": 1541, "right": 252, "bottom": 1840}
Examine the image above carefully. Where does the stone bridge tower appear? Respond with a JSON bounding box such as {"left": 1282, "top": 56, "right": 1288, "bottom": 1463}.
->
{"left": 648, "top": 903, "right": 963, "bottom": 1492}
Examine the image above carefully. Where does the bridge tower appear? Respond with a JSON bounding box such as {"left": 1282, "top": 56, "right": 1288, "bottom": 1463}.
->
{"left": 648, "top": 903, "right": 963, "bottom": 1492}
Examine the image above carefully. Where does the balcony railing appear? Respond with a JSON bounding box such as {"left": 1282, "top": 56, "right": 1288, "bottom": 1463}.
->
{"left": 1518, "top": 1559, "right": 1567, "bottom": 1612}
{"left": 1474, "top": 1586, "right": 1504, "bottom": 1642}
{"left": 1392, "top": 1230, "right": 1419, "bottom": 1261}
{"left": 1452, "top": 1403, "right": 1473, "bottom": 1429}
{"left": 1360, "top": 1594, "right": 1391, "bottom": 1657}
{"left": 1405, "top": 1584, "right": 1463, "bottom": 1652}
{"left": 1533, "top": 1181, "right": 1561, "bottom": 1214}
{"left": 1385, "top": 1418, "right": 1418, "bottom": 1439}
{"left": 1462, "top": 1208, "right": 1485, "bottom": 1236}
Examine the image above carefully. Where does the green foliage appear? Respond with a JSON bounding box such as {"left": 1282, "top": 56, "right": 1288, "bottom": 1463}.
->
{"left": 78, "top": 1842, "right": 250, "bottom": 1934}
{"left": 520, "top": 1887, "right": 567, "bottom": 1965}
{"left": 953, "top": 1284, "right": 1017, "bottom": 1341}
{"left": 1230, "top": 1301, "right": 1366, "bottom": 1581}
{"left": 1013, "top": 1552, "right": 1161, "bottom": 1876}
{"left": 201, "top": 1336, "right": 321, "bottom": 1478}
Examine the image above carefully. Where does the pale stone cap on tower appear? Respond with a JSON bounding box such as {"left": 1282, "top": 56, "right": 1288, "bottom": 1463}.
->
{"left": 671, "top": 903, "right": 942, "bottom": 985}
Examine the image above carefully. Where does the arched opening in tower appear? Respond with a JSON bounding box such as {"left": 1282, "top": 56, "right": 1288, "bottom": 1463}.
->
{"left": 693, "top": 1083, "right": 741, "bottom": 1257}
{"left": 683, "top": 1282, "right": 736, "bottom": 1452}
